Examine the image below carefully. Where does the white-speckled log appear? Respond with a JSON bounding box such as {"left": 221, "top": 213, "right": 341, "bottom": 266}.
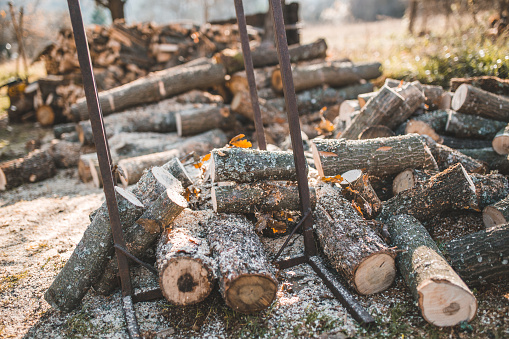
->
{"left": 44, "top": 187, "right": 145, "bottom": 312}
{"left": 156, "top": 209, "right": 216, "bottom": 305}
{"left": 208, "top": 213, "right": 277, "bottom": 313}
{"left": 211, "top": 181, "right": 316, "bottom": 213}
{"left": 387, "top": 214, "right": 477, "bottom": 326}
{"left": 458, "top": 148, "right": 509, "bottom": 175}
{"left": 452, "top": 84, "right": 509, "bottom": 122}
{"left": 211, "top": 147, "right": 297, "bottom": 183}
{"left": 46, "top": 140, "right": 81, "bottom": 168}
{"left": 176, "top": 105, "right": 234, "bottom": 137}
{"left": 0, "top": 149, "right": 56, "bottom": 191}
{"left": 311, "top": 134, "right": 438, "bottom": 178}
{"left": 231, "top": 91, "right": 286, "bottom": 125}
{"left": 314, "top": 184, "right": 395, "bottom": 295}
{"left": 444, "top": 223, "right": 509, "bottom": 286}
{"left": 161, "top": 157, "right": 194, "bottom": 189}
{"left": 342, "top": 173, "right": 382, "bottom": 219}
{"left": 445, "top": 111, "right": 506, "bottom": 140}
{"left": 378, "top": 164, "right": 478, "bottom": 223}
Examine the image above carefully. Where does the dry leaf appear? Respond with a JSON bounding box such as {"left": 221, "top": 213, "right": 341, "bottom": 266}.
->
{"left": 352, "top": 201, "right": 363, "bottom": 217}
{"left": 231, "top": 139, "right": 252, "bottom": 148}
{"left": 376, "top": 146, "right": 392, "bottom": 152}
{"left": 322, "top": 174, "right": 344, "bottom": 184}
{"left": 229, "top": 134, "right": 245, "bottom": 144}
{"left": 318, "top": 119, "right": 335, "bottom": 133}
{"left": 193, "top": 153, "right": 211, "bottom": 169}
{"left": 318, "top": 151, "right": 338, "bottom": 157}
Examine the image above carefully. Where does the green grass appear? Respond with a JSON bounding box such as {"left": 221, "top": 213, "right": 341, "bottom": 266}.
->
{"left": 63, "top": 306, "right": 94, "bottom": 339}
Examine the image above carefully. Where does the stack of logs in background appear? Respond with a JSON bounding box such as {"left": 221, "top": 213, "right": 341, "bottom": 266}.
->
{"left": 2, "top": 22, "right": 509, "bottom": 327}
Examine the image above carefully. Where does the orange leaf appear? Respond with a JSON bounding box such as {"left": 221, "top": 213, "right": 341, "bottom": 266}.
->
{"left": 352, "top": 201, "right": 363, "bottom": 217}
{"left": 376, "top": 146, "right": 392, "bottom": 152}
{"left": 202, "top": 153, "right": 211, "bottom": 162}
{"left": 231, "top": 139, "right": 252, "bottom": 148}
{"left": 229, "top": 134, "right": 245, "bottom": 144}
{"left": 318, "top": 119, "right": 335, "bottom": 133}
{"left": 318, "top": 151, "right": 338, "bottom": 157}
{"left": 321, "top": 174, "right": 344, "bottom": 184}
{"left": 193, "top": 162, "right": 203, "bottom": 169}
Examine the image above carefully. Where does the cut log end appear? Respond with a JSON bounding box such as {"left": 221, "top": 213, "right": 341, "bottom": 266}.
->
{"left": 36, "top": 105, "right": 55, "bottom": 127}
{"left": 310, "top": 142, "right": 325, "bottom": 177}
{"left": 419, "top": 279, "right": 477, "bottom": 327}
{"left": 0, "top": 169, "right": 6, "bottom": 191}
{"left": 354, "top": 253, "right": 396, "bottom": 295}
{"left": 482, "top": 206, "right": 507, "bottom": 227}
{"left": 159, "top": 258, "right": 213, "bottom": 306}
{"left": 392, "top": 169, "right": 415, "bottom": 195}
{"left": 492, "top": 134, "right": 509, "bottom": 155}
{"left": 271, "top": 70, "right": 283, "bottom": 93}
{"left": 451, "top": 84, "right": 468, "bottom": 111}
{"left": 339, "top": 169, "right": 363, "bottom": 186}
{"left": 176, "top": 113, "right": 183, "bottom": 137}
{"left": 225, "top": 274, "right": 277, "bottom": 314}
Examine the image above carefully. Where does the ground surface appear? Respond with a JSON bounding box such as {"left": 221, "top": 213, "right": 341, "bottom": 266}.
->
{"left": 1, "top": 17, "right": 509, "bottom": 339}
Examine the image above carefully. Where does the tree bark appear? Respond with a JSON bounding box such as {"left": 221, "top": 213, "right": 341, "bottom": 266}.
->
{"left": 271, "top": 61, "right": 381, "bottom": 94}
{"left": 440, "top": 135, "right": 492, "bottom": 149}
{"left": 69, "top": 63, "right": 226, "bottom": 121}
{"left": 483, "top": 195, "right": 509, "bottom": 227}
{"left": 342, "top": 173, "right": 382, "bottom": 219}
{"left": 0, "top": 149, "right": 57, "bottom": 191}
{"left": 44, "top": 187, "right": 145, "bottom": 312}
{"left": 358, "top": 125, "right": 395, "bottom": 140}
{"left": 45, "top": 140, "right": 81, "bottom": 169}
{"left": 458, "top": 148, "right": 509, "bottom": 175}
{"left": 445, "top": 111, "right": 506, "bottom": 139}
{"left": 451, "top": 84, "right": 509, "bottom": 122}
{"left": 207, "top": 213, "right": 278, "bottom": 313}
{"left": 470, "top": 173, "right": 509, "bottom": 209}
{"left": 377, "top": 164, "right": 478, "bottom": 223}
{"left": 211, "top": 147, "right": 297, "bottom": 183}
{"left": 156, "top": 209, "right": 216, "bottom": 305}
{"left": 231, "top": 91, "right": 286, "bottom": 125}
{"left": 387, "top": 214, "right": 477, "bottom": 326}
{"left": 53, "top": 123, "right": 78, "bottom": 139}
{"left": 311, "top": 134, "right": 438, "bottom": 178}
{"left": 212, "top": 181, "right": 316, "bottom": 213}
{"left": 450, "top": 76, "right": 509, "bottom": 96}
{"left": 176, "top": 105, "right": 234, "bottom": 137}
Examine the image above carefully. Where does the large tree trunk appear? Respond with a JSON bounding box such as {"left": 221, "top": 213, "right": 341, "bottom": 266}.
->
{"left": 156, "top": 209, "right": 215, "bottom": 305}
{"left": 176, "top": 105, "right": 233, "bottom": 137}
{"left": 311, "top": 134, "right": 438, "bottom": 178}
{"left": 451, "top": 84, "right": 509, "bottom": 122}
{"left": 44, "top": 187, "right": 145, "bottom": 312}
{"left": 387, "top": 214, "right": 477, "bottom": 326}
{"left": 314, "top": 184, "right": 396, "bottom": 295}
{"left": 208, "top": 214, "right": 278, "bottom": 313}
{"left": 444, "top": 223, "right": 509, "bottom": 287}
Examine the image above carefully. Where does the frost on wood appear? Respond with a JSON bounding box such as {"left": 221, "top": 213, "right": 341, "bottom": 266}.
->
{"left": 387, "top": 214, "right": 477, "bottom": 327}
{"left": 207, "top": 213, "right": 277, "bottom": 313}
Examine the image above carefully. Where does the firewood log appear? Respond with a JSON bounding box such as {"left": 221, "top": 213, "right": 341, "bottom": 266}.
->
{"left": 271, "top": 61, "right": 382, "bottom": 94}
{"left": 357, "top": 91, "right": 377, "bottom": 108}
{"left": 175, "top": 90, "right": 224, "bottom": 105}
{"left": 440, "top": 136, "right": 492, "bottom": 149}
{"left": 176, "top": 105, "right": 234, "bottom": 137}
{"left": 44, "top": 187, "right": 145, "bottom": 312}
{"left": 311, "top": 134, "right": 438, "bottom": 178}
{"left": 231, "top": 91, "right": 286, "bottom": 125}
{"left": 314, "top": 184, "right": 395, "bottom": 294}
{"left": 161, "top": 158, "right": 193, "bottom": 189}
{"left": 358, "top": 125, "right": 395, "bottom": 140}
{"left": 0, "top": 149, "right": 56, "bottom": 191}
{"left": 36, "top": 105, "right": 56, "bottom": 127}
{"left": 211, "top": 181, "right": 316, "bottom": 213}
{"left": 339, "top": 99, "right": 360, "bottom": 120}
{"left": 404, "top": 120, "right": 443, "bottom": 142}
{"left": 397, "top": 110, "right": 449, "bottom": 135}
{"left": 53, "top": 123, "right": 77, "bottom": 139}
{"left": 492, "top": 124, "right": 509, "bottom": 155}
{"left": 78, "top": 153, "right": 97, "bottom": 183}
{"left": 452, "top": 84, "right": 509, "bottom": 122}
{"left": 387, "top": 214, "right": 477, "bottom": 326}
{"left": 377, "top": 164, "right": 478, "bottom": 223}
{"left": 69, "top": 63, "right": 227, "bottom": 121}
{"left": 458, "top": 148, "right": 509, "bottom": 175}
{"left": 156, "top": 209, "right": 216, "bottom": 305}
{"left": 226, "top": 67, "right": 274, "bottom": 95}
{"left": 208, "top": 213, "right": 277, "bottom": 313}
{"left": 211, "top": 148, "right": 297, "bottom": 183}
{"left": 341, "top": 173, "right": 382, "bottom": 218}
{"left": 392, "top": 168, "right": 438, "bottom": 196}
{"left": 421, "top": 84, "right": 445, "bottom": 110}
{"left": 445, "top": 111, "right": 506, "bottom": 139}
{"left": 444, "top": 223, "right": 509, "bottom": 287}
{"left": 483, "top": 195, "right": 509, "bottom": 227}
{"left": 450, "top": 76, "right": 509, "bottom": 96}
{"left": 46, "top": 139, "right": 81, "bottom": 168}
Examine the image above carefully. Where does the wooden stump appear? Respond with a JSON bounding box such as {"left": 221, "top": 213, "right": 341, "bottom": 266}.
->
{"left": 0, "top": 149, "right": 57, "bottom": 191}
{"left": 176, "top": 105, "right": 234, "bottom": 137}
{"left": 44, "top": 187, "right": 145, "bottom": 312}
{"left": 444, "top": 223, "right": 509, "bottom": 286}
{"left": 387, "top": 214, "right": 477, "bottom": 326}
{"left": 156, "top": 209, "right": 215, "bottom": 305}
{"left": 451, "top": 84, "right": 509, "bottom": 122}
{"left": 445, "top": 111, "right": 506, "bottom": 139}
{"left": 208, "top": 214, "right": 277, "bottom": 313}
{"left": 311, "top": 134, "right": 438, "bottom": 178}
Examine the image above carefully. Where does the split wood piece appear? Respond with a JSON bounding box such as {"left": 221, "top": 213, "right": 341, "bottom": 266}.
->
{"left": 69, "top": 63, "right": 227, "bottom": 121}
{"left": 440, "top": 136, "right": 492, "bottom": 149}
{"left": 458, "top": 148, "right": 509, "bottom": 175}
{"left": 392, "top": 168, "right": 438, "bottom": 196}
{"left": 53, "top": 123, "right": 77, "bottom": 139}
{"left": 94, "top": 184, "right": 187, "bottom": 295}
{"left": 176, "top": 106, "right": 234, "bottom": 137}
{"left": 342, "top": 173, "right": 382, "bottom": 219}
{"left": 357, "top": 91, "right": 377, "bottom": 108}
{"left": 215, "top": 38, "right": 328, "bottom": 74}
{"left": 208, "top": 213, "right": 277, "bottom": 313}
{"left": 78, "top": 153, "right": 97, "bottom": 183}
{"left": 226, "top": 67, "right": 275, "bottom": 96}
{"left": 451, "top": 84, "right": 509, "bottom": 122}
{"left": 404, "top": 120, "right": 443, "bottom": 142}
{"left": 339, "top": 99, "right": 360, "bottom": 120}
{"left": 161, "top": 158, "right": 194, "bottom": 189}
{"left": 46, "top": 140, "right": 81, "bottom": 168}
{"left": 358, "top": 126, "right": 395, "bottom": 140}
{"left": 445, "top": 111, "right": 506, "bottom": 140}
{"left": 314, "top": 184, "right": 395, "bottom": 294}
{"left": 44, "top": 187, "right": 145, "bottom": 312}
{"left": 212, "top": 181, "right": 316, "bottom": 213}
{"left": 387, "top": 214, "right": 477, "bottom": 326}
{"left": 483, "top": 195, "right": 509, "bottom": 227}
{"left": 341, "top": 83, "right": 424, "bottom": 139}
{"left": 450, "top": 76, "right": 509, "bottom": 96}
{"left": 271, "top": 61, "right": 382, "bottom": 94}
{"left": 439, "top": 92, "right": 453, "bottom": 110}
{"left": 130, "top": 166, "right": 183, "bottom": 207}
{"left": 492, "top": 124, "right": 509, "bottom": 155}
{"left": 377, "top": 164, "right": 478, "bottom": 223}
{"left": 0, "top": 149, "right": 56, "bottom": 191}
{"left": 211, "top": 147, "right": 297, "bottom": 183}
{"left": 470, "top": 173, "right": 509, "bottom": 210}
{"left": 156, "top": 209, "right": 216, "bottom": 305}
{"left": 444, "top": 223, "right": 509, "bottom": 287}
{"left": 421, "top": 84, "right": 445, "bottom": 110}
{"left": 36, "top": 105, "right": 56, "bottom": 127}
{"left": 311, "top": 133, "right": 438, "bottom": 178}
{"left": 175, "top": 90, "right": 224, "bottom": 105}
{"left": 423, "top": 135, "right": 487, "bottom": 174}
{"left": 231, "top": 91, "right": 286, "bottom": 125}
{"left": 116, "top": 150, "right": 180, "bottom": 187}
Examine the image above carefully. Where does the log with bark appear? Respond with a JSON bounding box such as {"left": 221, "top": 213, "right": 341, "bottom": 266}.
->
{"left": 358, "top": 125, "right": 395, "bottom": 140}
{"left": 176, "top": 105, "right": 234, "bottom": 137}
{"left": 78, "top": 153, "right": 97, "bottom": 183}
{"left": 207, "top": 213, "right": 278, "bottom": 313}
{"left": 440, "top": 135, "right": 492, "bottom": 149}
{"left": 341, "top": 173, "right": 382, "bottom": 218}
{"left": 156, "top": 209, "right": 216, "bottom": 305}
{"left": 53, "top": 122, "right": 77, "bottom": 139}
{"left": 271, "top": 61, "right": 382, "bottom": 94}
{"left": 44, "top": 187, "right": 145, "bottom": 312}
{"left": 387, "top": 214, "right": 477, "bottom": 326}
{"left": 311, "top": 134, "right": 438, "bottom": 178}
{"left": 450, "top": 76, "right": 509, "bottom": 96}
{"left": 45, "top": 139, "right": 81, "bottom": 168}
{"left": 458, "top": 148, "right": 509, "bottom": 175}
{"left": 404, "top": 120, "right": 443, "bottom": 142}
{"left": 211, "top": 147, "right": 297, "bottom": 183}
{"left": 392, "top": 168, "right": 438, "bottom": 196}
{"left": 0, "top": 149, "right": 57, "bottom": 191}
{"left": 445, "top": 111, "right": 506, "bottom": 139}
{"left": 212, "top": 181, "right": 316, "bottom": 213}
{"left": 451, "top": 84, "right": 509, "bottom": 122}
{"left": 377, "top": 164, "right": 478, "bottom": 223}
{"left": 231, "top": 91, "right": 286, "bottom": 125}
{"left": 492, "top": 124, "right": 509, "bottom": 155}
{"left": 314, "top": 184, "right": 395, "bottom": 294}
{"left": 226, "top": 67, "right": 275, "bottom": 96}
{"left": 69, "top": 63, "right": 227, "bottom": 121}
{"left": 444, "top": 223, "right": 509, "bottom": 287}
{"left": 483, "top": 195, "right": 509, "bottom": 227}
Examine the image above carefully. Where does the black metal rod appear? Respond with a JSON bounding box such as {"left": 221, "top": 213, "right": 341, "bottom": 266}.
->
{"left": 233, "top": 0, "right": 267, "bottom": 150}
{"left": 114, "top": 244, "right": 158, "bottom": 276}
{"left": 132, "top": 288, "right": 164, "bottom": 303}
{"left": 273, "top": 208, "right": 310, "bottom": 262}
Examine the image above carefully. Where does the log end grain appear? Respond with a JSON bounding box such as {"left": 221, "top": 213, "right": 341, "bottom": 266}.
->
{"left": 36, "top": 105, "right": 55, "bottom": 127}
{"left": 451, "top": 84, "right": 469, "bottom": 111}
{"left": 271, "top": 69, "right": 283, "bottom": 94}
{"left": 405, "top": 120, "right": 443, "bottom": 143}
{"left": 392, "top": 168, "right": 415, "bottom": 196}
{"left": 482, "top": 206, "right": 507, "bottom": 228}
{"left": 492, "top": 129, "right": 509, "bottom": 155}
{"left": 354, "top": 253, "right": 396, "bottom": 295}
{"left": 225, "top": 274, "right": 278, "bottom": 314}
